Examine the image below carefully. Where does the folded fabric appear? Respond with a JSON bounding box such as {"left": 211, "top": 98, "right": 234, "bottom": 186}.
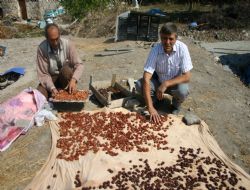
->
{"left": 0, "top": 67, "right": 25, "bottom": 76}
{"left": 0, "top": 88, "right": 46, "bottom": 151}
{"left": 35, "top": 109, "right": 57, "bottom": 127}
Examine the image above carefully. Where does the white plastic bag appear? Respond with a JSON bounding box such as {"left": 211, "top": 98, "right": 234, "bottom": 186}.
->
{"left": 35, "top": 109, "right": 57, "bottom": 127}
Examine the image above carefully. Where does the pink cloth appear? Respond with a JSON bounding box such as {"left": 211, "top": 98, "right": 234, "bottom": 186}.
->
{"left": 0, "top": 88, "right": 46, "bottom": 151}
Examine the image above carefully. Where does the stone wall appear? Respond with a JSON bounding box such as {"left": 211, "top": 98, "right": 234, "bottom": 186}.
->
{"left": 1, "top": 0, "right": 20, "bottom": 18}
{"left": 26, "top": 0, "right": 40, "bottom": 20}
{"left": 0, "top": 0, "right": 60, "bottom": 20}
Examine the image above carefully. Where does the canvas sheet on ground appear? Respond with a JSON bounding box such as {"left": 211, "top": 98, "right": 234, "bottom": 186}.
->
{"left": 25, "top": 108, "right": 250, "bottom": 190}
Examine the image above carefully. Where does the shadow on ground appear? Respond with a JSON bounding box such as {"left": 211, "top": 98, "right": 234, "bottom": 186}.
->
{"left": 219, "top": 53, "right": 250, "bottom": 87}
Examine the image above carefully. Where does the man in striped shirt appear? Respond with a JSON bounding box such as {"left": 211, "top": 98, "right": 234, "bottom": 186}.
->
{"left": 136, "top": 23, "right": 193, "bottom": 123}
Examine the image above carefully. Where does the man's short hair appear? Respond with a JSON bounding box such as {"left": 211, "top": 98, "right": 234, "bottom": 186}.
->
{"left": 160, "top": 22, "right": 178, "bottom": 35}
{"left": 45, "top": 23, "right": 60, "bottom": 38}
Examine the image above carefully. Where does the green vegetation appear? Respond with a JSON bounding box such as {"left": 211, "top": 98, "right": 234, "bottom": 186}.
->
{"left": 60, "top": 0, "right": 113, "bottom": 19}
{"left": 60, "top": 0, "right": 250, "bottom": 19}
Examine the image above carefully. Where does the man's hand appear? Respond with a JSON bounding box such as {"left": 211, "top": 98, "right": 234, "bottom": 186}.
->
{"left": 51, "top": 88, "right": 59, "bottom": 97}
{"left": 68, "top": 78, "right": 77, "bottom": 94}
{"left": 148, "top": 106, "right": 162, "bottom": 124}
{"left": 143, "top": 72, "right": 161, "bottom": 124}
{"left": 157, "top": 82, "right": 168, "bottom": 100}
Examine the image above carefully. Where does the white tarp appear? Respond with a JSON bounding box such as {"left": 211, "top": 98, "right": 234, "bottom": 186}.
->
{"left": 25, "top": 108, "right": 250, "bottom": 189}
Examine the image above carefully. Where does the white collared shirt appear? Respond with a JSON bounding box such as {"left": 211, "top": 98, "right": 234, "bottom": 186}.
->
{"left": 144, "top": 40, "right": 193, "bottom": 83}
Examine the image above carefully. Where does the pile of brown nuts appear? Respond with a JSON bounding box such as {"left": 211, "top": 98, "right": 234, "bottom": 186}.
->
{"left": 53, "top": 90, "right": 89, "bottom": 101}
{"left": 56, "top": 111, "right": 170, "bottom": 161}
{"left": 80, "top": 147, "right": 247, "bottom": 190}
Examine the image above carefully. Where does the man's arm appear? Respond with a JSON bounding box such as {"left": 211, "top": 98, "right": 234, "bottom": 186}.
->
{"left": 164, "top": 71, "right": 191, "bottom": 87}
{"left": 157, "top": 71, "right": 191, "bottom": 100}
{"left": 67, "top": 41, "right": 84, "bottom": 93}
{"left": 37, "top": 47, "right": 57, "bottom": 94}
{"left": 143, "top": 71, "right": 162, "bottom": 124}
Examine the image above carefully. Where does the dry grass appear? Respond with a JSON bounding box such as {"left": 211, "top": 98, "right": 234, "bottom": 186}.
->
{"left": 0, "top": 22, "right": 43, "bottom": 39}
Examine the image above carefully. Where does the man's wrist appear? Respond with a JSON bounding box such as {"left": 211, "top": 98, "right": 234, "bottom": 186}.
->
{"left": 50, "top": 86, "right": 56, "bottom": 92}
{"left": 147, "top": 104, "right": 154, "bottom": 110}
{"left": 70, "top": 78, "right": 77, "bottom": 83}
{"left": 163, "top": 80, "right": 170, "bottom": 88}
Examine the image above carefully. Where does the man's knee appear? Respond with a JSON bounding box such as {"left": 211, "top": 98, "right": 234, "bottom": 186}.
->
{"left": 37, "top": 84, "right": 49, "bottom": 100}
{"left": 174, "top": 83, "right": 189, "bottom": 100}
{"left": 60, "top": 64, "right": 73, "bottom": 80}
{"left": 135, "top": 78, "right": 143, "bottom": 95}
{"left": 57, "top": 64, "right": 73, "bottom": 88}
{"left": 135, "top": 77, "right": 160, "bottom": 97}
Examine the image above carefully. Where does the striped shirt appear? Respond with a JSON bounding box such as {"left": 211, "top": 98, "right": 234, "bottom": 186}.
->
{"left": 144, "top": 40, "right": 193, "bottom": 83}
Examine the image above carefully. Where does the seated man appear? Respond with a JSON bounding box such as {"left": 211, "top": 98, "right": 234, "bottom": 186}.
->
{"left": 36, "top": 23, "right": 83, "bottom": 99}
{"left": 136, "top": 22, "right": 193, "bottom": 123}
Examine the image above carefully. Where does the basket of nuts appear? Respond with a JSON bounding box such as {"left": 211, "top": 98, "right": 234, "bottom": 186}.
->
{"left": 49, "top": 90, "right": 90, "bottom": 112}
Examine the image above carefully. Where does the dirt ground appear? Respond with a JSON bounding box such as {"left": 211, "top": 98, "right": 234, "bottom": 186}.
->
{"left": 0, "top": 35, "right": 250, "bottom": 189}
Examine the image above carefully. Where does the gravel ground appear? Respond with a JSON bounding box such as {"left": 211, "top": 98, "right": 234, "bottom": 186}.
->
{"left": 0, "top": 35, "right": 249, "bottom": 189}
